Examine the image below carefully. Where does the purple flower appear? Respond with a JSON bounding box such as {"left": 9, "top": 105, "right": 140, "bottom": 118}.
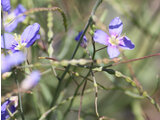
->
{"left": 1, "top": 52, "right": 26, "bottom": 74}
{"left": 1, "top": 0, "right": 11, "bottom": 13}
{"left": 1, "top": 23, "right": 40, "bottom": 52}
{"left": 4, "top": 4, "right": 26, "bottom": 32}
{"left": 75, "top": 30, "right": 87, "bottom": 48}
{"left": 93, "top": 17, "right": 135, "bottom": 58}
{"left": 20, "top": 71, "right": 41, "bottom": 91}
{"left": 1, "top": 96, "right": 18, "bottom": 120}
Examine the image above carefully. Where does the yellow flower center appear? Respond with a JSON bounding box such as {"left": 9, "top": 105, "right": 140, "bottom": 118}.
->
{"left": 109, "top": 36, "right": 119, "bottom": 46}
{"left": 14, "top": 34, "right": 27, "bottom": 50}
{"left": 4, "top": 13, "right": 15, "bottom": 26}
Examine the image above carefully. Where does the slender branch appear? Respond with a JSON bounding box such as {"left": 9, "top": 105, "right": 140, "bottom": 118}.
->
{"left": 8, "top": 7, "right": 67, "bottom": 31}
{"left": 112, "top": 53, "right": 160, "bottom": 66}
{"left": 115, "top": 71, "right": 160, "bottom": 112}
{"left": 95, "top": 46, "right": 107, "bottom": 52}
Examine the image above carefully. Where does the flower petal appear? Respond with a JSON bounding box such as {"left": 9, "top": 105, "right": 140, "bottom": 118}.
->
{"left": 1, "top": 98, "right": 17, "bottom": 120}
{"left": 1, "top": 54, "right": 10, "bottom": 73}
{"left": 20, "top": 70, "right": 41, "bottom": 91}
{"left": 1, "top": 52, "right": 26, "bottom": 73}
{"left": 4, "top": 4, "right": 26, "bottom": 32}
{"left": 1, "top": 33, "right": 17, "bottom": 49}
{"left": 25, "top": 34, "right": 40, "bottom": 48}
{"left": 109, "top": 17, "right": 123, "bottom": 36}
{"left": 14, "top": 4, "right": 26, "bottom": 22}
{"left": 75, "top": 30, "right": 88, "bottom": 48}
{"left": 120, "top": 36, "right": 135, "bottom": 49}
{"left": 75, "top": 30, "right": 87, "bottom": 42}
{"left": 1, "top": 0, "right": 11, "bottom": 12}
{"left": 1, "top": 99, "right": 11, "bottom": 120}
{"left": 5, "top": 21, "right": 18, "bottom": 33}
{"left": 8, "top": 52, "right": 26, "bottom": 66}
{"left": 93, "top": 30, "right": 109, "bottom": 46}
{"left": 107, "top": 45, "right": 120, "bottom": 58}
{"left": 21, "top": 23, "right": 40, "bottom": 47}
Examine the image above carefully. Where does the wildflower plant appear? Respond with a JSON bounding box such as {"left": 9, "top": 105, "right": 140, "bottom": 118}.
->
{"left": 1, "top": 0, "right": 160, "bottom": 120}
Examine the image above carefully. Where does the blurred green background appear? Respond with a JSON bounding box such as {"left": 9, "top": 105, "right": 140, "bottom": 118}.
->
{"left": 1, "top": 0, "right": 160, "bottom": 120}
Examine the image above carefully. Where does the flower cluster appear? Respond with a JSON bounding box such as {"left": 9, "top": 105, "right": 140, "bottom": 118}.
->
{"left": 93, "top": 17, "right": 135, "bottom": 58}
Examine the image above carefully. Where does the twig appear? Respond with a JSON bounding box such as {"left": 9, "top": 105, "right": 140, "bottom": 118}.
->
{"left": 95, "top": 46, "right": 107, "bottom": 52}
{"left": 112, "top": 53, "right": 160, "bottom": 66}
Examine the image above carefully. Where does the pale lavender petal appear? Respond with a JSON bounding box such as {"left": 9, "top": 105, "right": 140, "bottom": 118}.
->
{"left": 20, "top": 71, "right": 41, "bottom": 90}
{"left": 8, "top": 52, "right": 26, "bottom": 67}
{"left": 109, "top": 17, "right": 123, "bottom": 36}
{"left": 1, "top": 52, "right": 26, "bottom": 73}
{"left": 119, "top": 36, "right": 135, "bottom": 49}
{"left": 14, "top": 4, "right": 26, "bottom": 22}
{"left": 5, "top": 21, "right": 18, "bottom": 33}
{"left": 1, "top": 33, "right": 17, "bottom": 49}
{"left": 93, "top": 30, "right": 109, "bottom": 46}
{"left": 1, "top": 54, "right": 10, "bottom": 73}
{"left": 107, "top": 46, "right": 120, "bottom": 58}
{"left": 21, "top": 23, "right": 40, "bottom": 46}
{"left": 5, "top": 4, "right": 26, "bottom": 32}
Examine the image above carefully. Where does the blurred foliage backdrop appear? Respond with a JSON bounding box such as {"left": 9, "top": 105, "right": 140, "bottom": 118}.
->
{"left": 1, "top": 0, "right": 160, "bottom": 120}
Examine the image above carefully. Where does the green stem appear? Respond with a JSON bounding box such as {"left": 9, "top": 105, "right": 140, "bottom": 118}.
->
{"left": 1, "top": 10, "right": 7, "bottom": 55}
{"left": 14, "top": 71, "right": 25, "bottom": 120}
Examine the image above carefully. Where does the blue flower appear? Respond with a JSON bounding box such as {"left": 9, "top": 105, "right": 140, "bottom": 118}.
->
{"left": 1, "top": 52, "right": 26, "bottom": 73}
{"left": 1, "top": 23, "right": 40, "bottom": 52}
{"left": 1, "top": 96, "right": 18, "bottom": 120}
{"left": 75, "top": 30, "right": 88, "bottom": 48}
{"left": 4, "top": 4, "right": 26, "bottom": 32}
{"left": 20, "top": 71, "right": 41, "bottom": 91}
{"left": 1, "top": 0, "right": 11, "bottom": 13}
{"left": 93, "top": 17, "right": 135, "bottom": 58}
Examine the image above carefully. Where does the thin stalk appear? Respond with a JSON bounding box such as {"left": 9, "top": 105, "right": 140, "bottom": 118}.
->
{"left": 1, "top": 10, "right": 7, "bottom": 55}
{"left": 14, "top": 71, "right": 25, "bottom": 120}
